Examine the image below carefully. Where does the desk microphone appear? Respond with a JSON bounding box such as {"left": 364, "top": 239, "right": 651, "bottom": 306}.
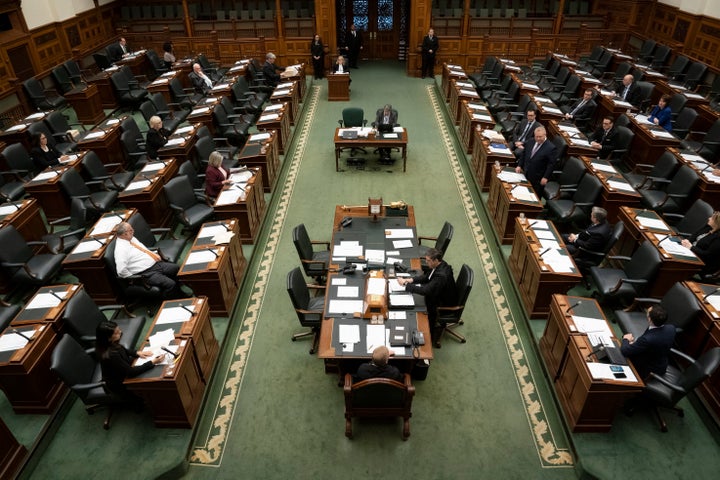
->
{"left": 700, "top": 163, "right": 715, "bottom": 173}
{"left": 47, "top": 289, "right": 64, "bottom": 301}
{"left": 140, "top": 173, "right": 154, "bottom": 182}
{"left": 586, "top": 344, "right": 607, "bottom": 361}
{"left": 703, "top": 287, "right": 720, "bottom": 302}
{"left": 524, "top": 220, "right": 538, "bottom": 231}
{"left": 233, "top": 183, "right": 246, "bottom": 192}
{"left": 180, "top": 304, "right": 196, "bottom": 316}
{"left": 565, "top": 300, "right": 582, "bottom": 316}
{"left": 11, "top": 328, "right": 33, "bottom": 343}
{"left": 9, "top": 202, "right": 21, "bottom": 211}
{"left": 656, "top": 233, "right": 672, "bottom": 245}
{"left": 89, "top": 236, "right": 105, "bottom": 246}
{"left": 206, "top": 248, "right": 219, "bottom": 258}
{"left": 539, "top": 247, "right": 551, "bottom": 258}
{"left": 161, "top": 346, "right": 179, "bottom": 358}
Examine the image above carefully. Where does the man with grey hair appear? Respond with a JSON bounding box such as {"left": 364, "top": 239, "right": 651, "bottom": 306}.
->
{"left": 562, "top": 206, "right": 611, "bottom": 259}
{"left": 354, "top": 346, "right": 403, "bottom": 382}
{"left": 262, "top": 52, "right": 284, "bottom": 88}
{"left": 189, "top": 62, "right": 213, "bottom": 94}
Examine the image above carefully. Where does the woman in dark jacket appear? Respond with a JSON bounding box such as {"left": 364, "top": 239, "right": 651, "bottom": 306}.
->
{"left": 145, "top": 115, "right": 169, "bottom": 159}
{"left": 310, "top": 34, "right": 325, "bottom": 79}
{"left": 29, "top": 132, "right": 64, "bottom": 171}
{"left": 681, "top": 211, "right": 720, "bottom": 276}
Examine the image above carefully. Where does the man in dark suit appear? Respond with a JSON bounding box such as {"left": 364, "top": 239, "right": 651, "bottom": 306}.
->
{"left": 621, "top": 305, "right": 676, "bottom": 380}
{"left": 343, "top": 24, "right": 363, "bottom": 69}
{"left": 354, "top": 346, "right": 403, "bottom": 382}
{"left": 511, "top": 109, "right": 540, "bottom": 160}
{"left": 516, "top": 126, "right": 558, "bottom": 197}
{"left": 189, "top": 63, "right": 213, "bottom": 95}
{"left": 421, "top": 28, "right": 439, "bottom": 78}
{"left": 397, "top": 248, "right": 456, "bottom": 338}
{"left": 616, "top": 74, "right": 642, "bottom": 107}
{"left": 107, "top": 37, "right": 129, "bottom": 63}
{"left": 262, "top": 52, "right": 284, "bottom": 88}
{"left": 562, "top": 88, "right": 597, "bottom": 128}
{"left": 589, "top": 116, "right": 618, "bottom": 159}
{"left": 374, "top": 104, "right": 398, "bottom": 160}
{"left": 562, "top": 207, "right": 612, "bottom": 259}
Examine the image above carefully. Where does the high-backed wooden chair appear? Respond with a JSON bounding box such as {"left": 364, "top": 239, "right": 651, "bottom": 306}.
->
{"left": 343, "top": 373, "right": 415, "bottom": 440}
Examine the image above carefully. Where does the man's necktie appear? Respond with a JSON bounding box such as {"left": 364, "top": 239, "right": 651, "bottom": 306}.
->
{"left": 571, "top": 100, "right": 585, "bottom": 116}
{"left": 520, "top": 122, "right": 532, "bottom": 142}
{"left": 622, "top": 86, "right": 629, "bottom": 101}
{"left": 531, "top": 142, "right": 541, "bottom": 157}
{"left": 132, "top": 241, "right": 161, "bottom": 262}
{"left": 384, "top": 115, "right": 389, "bottom": 124}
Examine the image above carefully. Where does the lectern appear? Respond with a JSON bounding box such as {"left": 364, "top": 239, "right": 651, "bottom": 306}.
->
{"left": 328, "top": 73, "right": 350, "bottom": 101}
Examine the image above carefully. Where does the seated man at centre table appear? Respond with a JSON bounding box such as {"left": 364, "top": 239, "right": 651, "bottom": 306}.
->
{"left": 374, "top": 104, "right": 398, "bottom": 162}
{"left": 397, "top": 248, "right": 456, "bottom": 341}
{"left": 354, "top": 346, "right": 403, "bottom": 382}
{"left": 113, "top": 222, "right": 184, "bottom": 299}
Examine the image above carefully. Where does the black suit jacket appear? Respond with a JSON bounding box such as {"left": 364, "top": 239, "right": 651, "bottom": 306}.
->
{"left": 572, "top": 221, "right": 612, "bottom": 261}
{"left": 262, "top": 61, "right": 283, "bottom": 88}
{"left": 146, "top": 127, "right": 169, "bottom": 159}
{"left": 188, "top": 71, "right": 212, "bottom": 95}
{"left": 345, "top": 30, "right": 363, "bottom": 52}
{"left": 375, "top": 109, "right": 398, "bottom": 126}
{"left": 513, "top": 119, "right": 539, "bottom": 145}
{"left": 519, "top": 139, "right": 558, "bottom": 189}
{"left": 566, "top": 98, "right": 597, "bottom": 122}
{"left": 619, "top": 82, "right": 642, "bottom": 107}
{"left": 621, "top": 324, "right": 676, "bottom": 379}
{"left": 590, "top": 126, "right": 619, "bottom": 159}
{"left": 405, "top": 261, "right": 456, "bottom": 322}
{"left": 421, "top": 35, "right": 439, "bottom": 56}
{"left": 354, "top": 363, "right": 403, "bottom": 382}
{"left": 689, "top": 226, "right": 720, "bottom": 275}
{"left": 101, "top": 345, "right": 154, "bottom": 397}
{"left": 107, "top": 42, "right": 126, "bottom": 63}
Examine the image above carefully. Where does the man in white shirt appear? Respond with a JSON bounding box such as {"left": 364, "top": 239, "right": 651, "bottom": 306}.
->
{"left": 114, "top": 222, "right": 183, "bottom": 299}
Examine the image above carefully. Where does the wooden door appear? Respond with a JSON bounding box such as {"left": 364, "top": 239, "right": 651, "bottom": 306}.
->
{"left": 338, "top": 0, "right": 404, "bottom": 60}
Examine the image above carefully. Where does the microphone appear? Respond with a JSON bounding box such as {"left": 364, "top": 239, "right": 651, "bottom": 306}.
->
{"left": 140, "top": 173, "right": 154, "bottom": 182}
{"left": 586, "top": 344, "right": 607, "bottom": 361}
{"left": 233, "top": 183, "right": 246, "bottom": 191}
{"left": 538, "top": 247, "right": 551, "bottom": 258}
{"left": 47, "top": 289, "right": 63, "bottom": 301}
{"left": 703, "top": 287, "right": 720, "bottom": 302}
{"left": 565, "top": 300, "right": 582, "bottom": 316}
{"left": 12, "top": 328, "right": 33, "bottom": 343}
{"left": 180, "top": 304, "right": 196, "bottom": 316}
{"left": 161, "top": 346, "right": 179, "bottom": 359}
{"left": 656, "top": 233, "right": 671, "bottom": 245}
{"left": 700, "top": 163, "right": 715, "bottom": 173}
{"left": 9, "top": 202, "right": 21, "bottom": 211}
{"left": 89, "top": 236, "right": 105, "bottom": 246}
{"left": 524, "top": 220, "right": 538, "bottom": 231}
{"left": 206, "top": 248, "right": 219, "bottom": 258}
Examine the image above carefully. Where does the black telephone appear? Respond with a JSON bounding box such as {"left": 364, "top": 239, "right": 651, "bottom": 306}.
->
{"left": 412, "top": 330, "right": 425, "bottom": 346}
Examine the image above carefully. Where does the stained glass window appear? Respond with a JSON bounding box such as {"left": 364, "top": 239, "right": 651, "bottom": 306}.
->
{"left": 377, "top": 0, "right": 393, "bottom": 31}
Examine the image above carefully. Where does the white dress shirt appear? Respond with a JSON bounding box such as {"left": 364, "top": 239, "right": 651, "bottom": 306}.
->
{"left": 114, "top": 237, "right": 157, "bottom": 278}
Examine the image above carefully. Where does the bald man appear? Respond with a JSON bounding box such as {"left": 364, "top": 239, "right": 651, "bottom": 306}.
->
{"left": 354, "top": 346, "right": 403, "bottom": 382}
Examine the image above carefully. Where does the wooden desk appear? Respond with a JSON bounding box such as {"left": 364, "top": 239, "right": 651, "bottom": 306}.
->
{"left": 238, "top": 131, "right": 280, "bottom": 193}
{"left": 282, "top": 63, "right": 306, "bottom": 100}
{"left": 528, "top": 94, "right": 565, "bottom": 122}
{"left": 77, "top": 119, "right": 125, "bottom": 169}
{"left": 334, "top": 128, "right": 409, "bottom": 172}
{"left": 540, "top": 294, "right": 644, "bottom": 432}
{"left": 508, "top": 218, "right": 582, "bottom": 318}
{"left": 0, "top": 284, "right": 82, "bottom": 413}
{"left": 255, "top": 102, "right": 290, "bottom": 155}
{"left": 594, "top": 93, "right": 636, "bottom": 123}
{"left": 625, "top": 115, "right": 680, "bottom": 169}
{"left": 186, "top": 98, "right": 221, "bottom": 136}
{"left": 179, "top": 219, "right": 247, "bottom": 316}
{"left": 0, "top": 198, "right": 46, "bottom": 242}
{"left": 546, "top": 120, "right": 598, "bottom": 158}
{"left": 441, "top": 63, "right": 466, "bottom": 102}
{"left": 157, "top": 124, "right": 201, "bottom": 165}
{"left": 115, "top": 51, "right": 152, "bottom": 78}
{"left": 668, "top": 147, "right": 720, "bottom": 208}
{"left": 118, "top": 159, "right": 178, "bottom": 227}
{"left": 580, "top": 156, "right": 641, "bottom": 222}
{"left": 270, "top": 80, "right": 299, "bottom": 125}
{"left": 487, "top": 166, "right": 544, "bottom": 244}
{"left": 449, "top": 78, "right": 481, "bottom": 125}
{"left": 24, "top": 165, "right": 73, "bottom": 221}
{"left": 650, "top": 80, "right": 708, "bottom": 109}
{"left": 510, "top": 73, "right": 544, "bottom": 98}
{"left": 146, "top": 71, "right": 181, "bottom": 104}
{"left": 212, "top": 167, "right": 266, "bottom": 244}
{"left": 84, "top": 70, "right": 116, "bottom": 108}
{"left": 327, "top": 73, "right": 350, "bottom": 101}
{"left": 318, "top": 205, "right": 433, "bottom": 377}
{"left": 470, "top": 132, "right": 516, "bottom": 191}
{"left": 458, "top": 101, "right": 495, "bottom": 154}
{"left": 65, "top": 83, "right": 105, "bottom": 125}
{"left": 613, "top": 206, "right": 671, "bottom": 257}
{"left": 695, "top": 104, "right": 720, "bottom": 133}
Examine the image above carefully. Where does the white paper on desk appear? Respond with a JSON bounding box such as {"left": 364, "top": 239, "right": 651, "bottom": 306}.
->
{"left": 659, "top": 238, "right": 696, "bottom": 257}
{"left": 569, "top": 136, "right": 591, "bottom": 146}
{"left": 151, "top": 78, "right": 168, "bottom": 85}
{"left": 125, "top": 179, "right": 151, "bottom": 191}
{"left": 651, "top": 129, "right": 674, "bottom": 139}
{"left": 185, "top": 249, "right": 219, "bottom": 265}
{"left": 587, "top": 362, "right": 637, "bottom": 382}
{"left": 533, "top": 96, "right": 553, "bottom": 104}
{"left": 365, "top": 249, "right": 385, "bottom": 264}
{"left": 510, "top": 186, "right": 538, "bottom": 202}
{"left": 497, "top": 171, "right": 527, "bottom": 183}
{"left": 367, "top": 277, "right": 386, "bottom": 295}
{"left": 198, "top": 224, "right": 228, "bottom": 239}
{"left": 327, "top": 299, "right": 363, "bottom": 315}
{"left": 456, "top": 81, "right": 474, "bottom": 88}
{"left": 191, "top": 107, "right": 210, "bottom": 115}
{"left": 460, "top": 89, "right": 479, "bottom": 97}
{"left": 0, "top": 332, "right": 31, "bottom": 351}
{"left": 393, "top": 239, "right": 414, "bottom": 249}
{"left": 26, "top": 112, "right": 46, "bottom": 120}
{"left": 388, "top": 311, "right": 407, "bottom": 320}
{"left": 607, "top": 179, "right": 635, "bottom": 192}
{"left": 230, "top": 170, "right": 254, "bottom": 183}
{"left": 528, "top": 219, "right": 550, "bottom": 230}
{"left": 272, "top": 89, "right": 291, "bottom": 97}
{"left": 259, "top": 114, "right": 279, "bottom": 122}
{"left": 382, "top": 133, "right": 399, "bottom": 139}
{"left": 707, "top": 296, "right": 720, "bottom": 311}
{"left": 142, "top": 162, "right": 165, "bottom": 172}
{"left": 156, "top": 306, "right": 193, "bottom": 325}
{"left": 337, "top": 286, "right": 360, "bottom": 298}
{"left": 685, "top": 92, "right": 705, "bottom": 100}
{"left": 71, "top": 237, "right": 106, "bottom": 254}
{"left": 215, "top": 189, "right": 243, "bottom": 206}
{"left": 706, "top": 172, "right": 720, "bottom": 184}
{"left": 249, "top": 132, "right": 271, "bottom": 141}
{"left": 164, "top": 137, "right": 184, "bottom": 147}
{"left": 468, "top": 103, "right": 486, "bottom": 110}
{"left": 331, "top": 277, "right": 347, "bottom": 286}
{"left": 489, "top": 145, "right": 512, "bottom": 154}
{"left": 591, "top": 162, "right": 617, "bottom": 173}
{"left": 587, "top": 332, "right": 615, "bottom": 347}
{"left": 385, "top": 228, "right": 413, "bottom": 239}
{"left": 33, "top": 171, "right": 60, "bottom": 181}
{"left": 613, "top": 100, "right": 633, "bottom": 108}
{"left": 212, "top": 230, "right": 235, "bottom": 245}
{"left": 543, "top": 106, "right": 563, "bottom": 114}
{"left": 389, "top": 294, "right": 415, "bottom": 307}
{"left": 387, "top": 279, "right": 405, "bottom": 293}
{"left": 534, "top": 228, "right": 556, "bottom": 239}
{"left": 366, "top": 324, "right": 387, "bottom": 353}
{"left": 538, "top": 238, "right": 561, "bottom": 250}
{"left": 572, "top": 315, "right": 613, "bottom": 337}
{"left": 175, "top": 125, "right": 194, "bottom": 135}
{"left": 0, "top": 204, "right": 19, "bottom": 215}
{"left": 333, "top": 242, "right": 363, "bottom": 257}
{"left": 89, "top": 216, "right": 123, "bottom": 235}
{"left": 339, "top": 324, "right": 360, "bottom": 344}
{"left": 558, "top": 124, "right": 579, "bottom": 133}
{"left": 27, "top": 291, "right": 67, "bottom": 309}
{"left": 393, "top": 126, "right": 404, "bottom": 133}
{"left": 543, "top": 249, "right": 574, "bottom": 272}
{"left": 636, "top": 216, "right": 669, "bottom": 230}
{"left": 521, "top": 83, "right": 540, "bottom": 90}
{"left": 148, "top": 328, "right": 176, "bottom": 348}
{"left": 211, "top": 83, "right": 230, "bottom": 91}
{"left": 264, "top": 103, "right": 283, "bottom": 111}
{"left": 473, "top": 114, "right": 493, "bottom": 122}
{"left": 84, "top": 131, "right": 105, "bottom": 140}
{"left": 139, "top": 344, "right": 179, "bottom": 365}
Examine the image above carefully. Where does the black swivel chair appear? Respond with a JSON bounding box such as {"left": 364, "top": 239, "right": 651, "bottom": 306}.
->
{"left": 286, "top": 267, "right": 324, "bottom": 354}
{"left": 638, "top": 164, "right": 699, "bottom": 215}
{"left": 119, "top": 130, "right": 149, "bottom": 171}
{"left": 44, "top": 110, "right": 87, "bottom": 144}
{"left": 103, "top": 238, "right": 164, "bottom": 311}
{"left": 680, "top": 119, "right": 720, "bottom": 162}
{"left": 546, "top": 174, "right": 603, "bottom": 227}
{"left": 573, "top": 222, "right": 625, "bottom": 280}
{"left": 663, "top": 198, "right": 714, "bottom": 238}
{"left": 589, "top": 240, "right": 663, "bottom": 306}
{"left": 81, "top": 151, "right": 134, "bottom": 191}
{"left": 643, "top": 347, "right": 720, "bottom": 432}
{"left": 435, "top": 264, "right": 474, "bottom": 348}
{"left": 2, "top": 143, "right": 37, "bottom": 182}
{"left": 178, "top": 161, "right": 206, "bottom": 194}
{"left": 23, "top": 77, "right": 67, "bottom": 111}
{"left": 28, "top": 121, "right": 76, "bottom": 155}
{"left": 0, "top": 170, "right": 26, "bottom": 202}
{"left": 0, "top": 300, "right": 21, "bottom": 333}
{"left": 50, "top": 334, "right": 122, "bottom": 430}
{"left": 162, "top": 175, "right": 214, "bottom": 232}
{"left": 0, "top": 225, "right": 66, "bottom": 291}
{"left": 58, "top": 167, "right": 119, "bottom": 220}
{"left": 149, "top": 92, "right": 190, "bottom": 126}
{"left": 671, "top": 107, "right": 698, "bottom": 140}
{"left": 127, "top": 212, "right": 186, "bottom": 264}
{"left": 338, "top": 107, "right": 368, "bottom": 156}
{"left": 605, "top": 126, "right": 634, "bottom": 165}
{"left": 63, "top": 289, "right": 146, "bottom": 351}
{"left": 41, "top": 198, "right": 89, "bottom": 254}
{"left": 292, "top": 223, "right": 330, "bottom": 283}
{"left": 417, "top": 221, "right": 454, "bottom": 257}
{"left": 51, "top": 65, "right": 84, "bottom": 95}
{"left": 110, "top": 71, "right": 148, "bottom": 111}
{"left": 543, "top": 156, "right": 587, "bottom": 201}
{"left": 622, "top": 150, "right": 680, "bottom": 190}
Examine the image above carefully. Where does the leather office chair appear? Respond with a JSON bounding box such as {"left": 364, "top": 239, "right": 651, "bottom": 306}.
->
{"left": 671, "top": 107, "right": 698, "bottom": 140}
{"left": 162, "top": 175, "right": 214, "bottom": 232}
{"left": 481, "top": 74, "right": 512, "bottom": 102}
{"left": 435, "top": 264, "right": 473, "bottom": 348}
{"left": 92, "top": 51, "right": 112, "bottom": 70}
{"left": 663, "top": 198, "right": 714, "bottom": 238}
{"left": 212, "top": 101, "right": 251, "bottom": 147}
{"left": 601, "top": 62, "right": 632, "bottom": 89}
{"left": 286, "top": 266, "right": 324, "bottom": 354}
{"left": 196, "top": 53, "right": 227, "bottom": 82}
{"left": 81, "top": 151, "right": 134, "bottom": 191}
{"left": 0, "top": 169, "right": 26, "bottom": 202}
{"left": 0, "top": 225, "right": 66, "bottom": 291}
{"left": 615, "top": 282, "right": 700, "bottom": 343}
{"left": 128, "top": 212, "right": 186, "bottom": 264}
{"left": 543, "top": 156, "right": 586, "bottom": 201}
{"left": 120, "top": 116, "right": 147, "bottom": 147}
{"left": 63, "top": 59, "right": 86, "bottom": 86}
{"left": 119, "top": 130, "right": 150, "bottom": 171}
{"left": 573, "top": 221, "right": 625, "bottom": 278}
{"left": 680, "top": 119, "right": 720, "bottom": 162}
{"left": 589, "top": 50, "right": 613, "bottom": 77}
{"left": 537, "top": 66, "right": 569, "bottom": 94}
{"left": 0, "top": 299, "right": 21, "bottom": 333}
{"left": 667, "top": 93, "right": 687, "bottom": 121}
{"left": 104, "top": 237, "right": 164, "bottom": 311}
{"left": 193, "top": 130, "right": 237, "bottom": 168}
{"left": 50, "top": 334, "right": 122, "bottom": 430}
{"left": 546, "top": 174, "right": 603, "bottom": 227}
{"left": 650, "top": 44, "right": 671, "bottom": 69}
{"left": 469, "top": 56, "right": 498, "bottom": 87}
{"left": 635, "top": 81, "right": 655, "bottom": 111}
{"left": 149, "top": 92, "right": 190, "bottom": 126}
{"left": 28, "top": 121, "right": 76, "bottom": 155}
{"left": 139, "top": 100, "right": 179, "bottom": 134}
{"left": 144, "top": 49, "right": 169, "bottom": 77}
{"left": 168, "top": 77, "right": 204, "bottom": 108}
{"left": 110, "top": 71, "right": 148, "bottom": 111}
{"left": 231, "top": 77, "right": 267, "bottom": 117}
{"left": 41, "top": 198, "right": 88, "bottom": 254}
{"left": 44, "top": 110, "right": 87, "bottom": 144}
{"left": 63, "top": 289, "right": 146, "bottom": 351}
{"left": 578, "top": 46, "right": 605, "bottom": 71}
{"left": 417, "top": 221, "right": 454, "bottom": 258}
{"left": 58, "top": 168, "right": 119, "bottom": 220}
{"left": 635, "top": 39, "right": 656, "bottom": 63}
{"left": 343, "top": 373, "right": 415, "bottom": 440}
{"left": 338, "top": 107, "right": 368, "bottom": 156}
{"left": 487, "top": 82, "right": 520, "bottom": 115}
{"left": 638, "top": 164, "right": 699, "bottom": 214}
{"left": 605, "top": 126, "right": 634, "bottom": 165}
{"left": 674, "top": 61, "right": 707, "bottom": 90}
{"left": 22, "top": 77, "right": 67, "bottom": 111}
{"left": 547, "top": 75, "right": 581, "bottom": 106}
{"left": 643, "top": 347, "right": 720, "bottom": 432}
{"left": 498, "top": 94, "right": 535, "bottom": 136}
{"left": 2, "top": 143, "right": 37, "bottom": 181}
{"left": 51, "top": 65, "right": 83, "bottom": 95}
{"left": 589, "top": 240, "right": 662, "bottom": 306}
{"left": 663, "top": 55, "right": 690, "bottom": 80}
{"left": 178, "top": 161, "right": 206, "bottom": 194}
{"left": 119, "top": 65, "right": 150, "bottom": 90}
{"left": 292, "top": 224, "right": 330, "bottom": 283}
{"left": 622, "top": 150, "right": 679, "bottom": 190}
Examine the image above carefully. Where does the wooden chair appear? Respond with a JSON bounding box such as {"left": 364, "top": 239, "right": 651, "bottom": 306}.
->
{"left": 343, "top": 373, "right": 415, "bottom": 440}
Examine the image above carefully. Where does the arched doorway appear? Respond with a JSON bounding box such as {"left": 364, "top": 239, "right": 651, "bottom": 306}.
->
{"left": 336, "top": 0, "right": 409, "bottom": 61}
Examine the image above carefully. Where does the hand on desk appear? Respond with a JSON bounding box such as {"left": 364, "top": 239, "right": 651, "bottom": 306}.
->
{"left": 681, "top": 239, "right": 693, "bottom": 249}
{"left": 515, "top": 166, "right": 522, "bottom": 174}
{"left": 623, "top": 333, "right": 634, "bottom": 344}
{"left": 138, "top": 350, "right": 165, "bottom": 365}
{"left": 396, "top": 278, "right": 413, "bottom": 286}
{"left": 590, "top": 141, "right": 601, "bottom": 149}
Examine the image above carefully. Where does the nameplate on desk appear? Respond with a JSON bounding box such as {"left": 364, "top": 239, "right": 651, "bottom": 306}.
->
{"left": 258, "top": 114, "right": 279, "bottom": 122}
{"left": 185, "top": 249, "right": 220, "bottom": 265}
{"left": 26, "top": 290, "right": 67, "bottom": 310}
{"left": 125, "top": 179, "right": 152, "bottom": 192}
{"left": 249, "top": 132, "right": 271, "bottom": 142}
{"left": 71, "top": 237, "right": 107, "bottom": 255}
{"left": 156, "top": 306, "right": 194, "bottom": 325}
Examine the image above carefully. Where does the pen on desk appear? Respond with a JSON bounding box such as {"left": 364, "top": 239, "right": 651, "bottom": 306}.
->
{"left": 233, "top": 183, "right": 246, "bottom": 191}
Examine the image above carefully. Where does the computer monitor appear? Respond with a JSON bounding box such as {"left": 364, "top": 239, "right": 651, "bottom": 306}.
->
{"left": 378, "top": 123, "right": 393, "bottom": 134}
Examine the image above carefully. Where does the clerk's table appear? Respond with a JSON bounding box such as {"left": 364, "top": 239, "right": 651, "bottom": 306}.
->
{"left": 334, "top": 127, "right": 409, "bottom": 172}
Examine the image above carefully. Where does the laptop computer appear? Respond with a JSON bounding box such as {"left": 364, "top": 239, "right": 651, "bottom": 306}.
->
{"left": 342, "top": 130, "right": 358, "bottom": 139}
{"left": 377, "top": 123, "right": 393, "bottom": 134}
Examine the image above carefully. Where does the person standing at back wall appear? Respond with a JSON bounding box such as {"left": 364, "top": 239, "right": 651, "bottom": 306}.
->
{"left": 344, "top": 24, "right": 363, "bottom": 69}
{"left": 421, "top": 28, "right": 439, "bottom": 79}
